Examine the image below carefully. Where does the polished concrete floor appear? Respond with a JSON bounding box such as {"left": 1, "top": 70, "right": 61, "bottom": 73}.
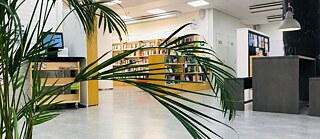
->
{"left": 34, "top": 87, "right": 320, "bottom": 139}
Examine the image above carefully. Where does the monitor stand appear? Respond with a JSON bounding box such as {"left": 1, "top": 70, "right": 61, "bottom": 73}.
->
{"left": 47, "top": 48, "right": 58, "bottom": 57}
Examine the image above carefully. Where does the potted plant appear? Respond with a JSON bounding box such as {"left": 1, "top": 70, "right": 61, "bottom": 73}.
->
{"left": 0, "top": 0, "right": 236, "bottom": 138}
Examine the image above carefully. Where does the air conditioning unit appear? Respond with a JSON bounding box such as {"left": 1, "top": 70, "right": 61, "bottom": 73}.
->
{"left": 267, "top": 14, "right": 283, "bottom": 22}
{"left": 249, "top": 1, "right": 282, "bottom": 14}
{"left": 123, "top": 11, "right": 182, "bottom": 25}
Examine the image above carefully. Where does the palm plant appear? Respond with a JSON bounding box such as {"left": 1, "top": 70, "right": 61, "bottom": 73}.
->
{"left": 0, "top": 0, "right": 236, "bottom": 139}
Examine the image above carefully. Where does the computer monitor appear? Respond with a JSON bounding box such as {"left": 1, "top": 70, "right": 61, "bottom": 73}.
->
{"left": 42, "top": 32, "right": 64, "bottom": 57}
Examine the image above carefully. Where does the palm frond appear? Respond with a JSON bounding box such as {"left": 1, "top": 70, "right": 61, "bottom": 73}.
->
{"left": 75, "top": 23, "right": 237, "bottom": 138}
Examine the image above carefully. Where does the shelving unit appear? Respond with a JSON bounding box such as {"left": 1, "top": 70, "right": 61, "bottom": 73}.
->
{"left": 148, "top": 55, "right": 210, "bottom": 93}
{"left": 30, "top": 61, "right": 81, "bottom": 108}
{"left": 112, "top": 37, "right": 210, "bottom": 91}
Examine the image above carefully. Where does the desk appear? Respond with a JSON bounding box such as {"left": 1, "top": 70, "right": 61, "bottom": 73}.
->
{"left": 225, "top": 77, "right": 252, "bottom": 111}
{"left": 252, "top": 55, "right": 316, "bottom": 114}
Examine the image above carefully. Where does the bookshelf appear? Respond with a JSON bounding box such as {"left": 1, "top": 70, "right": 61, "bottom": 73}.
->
{"left": 112, "top": 37, "right": 210, "bottom": 91}
{"left": 30, "top": 61, "right": 81, "bottom": 108}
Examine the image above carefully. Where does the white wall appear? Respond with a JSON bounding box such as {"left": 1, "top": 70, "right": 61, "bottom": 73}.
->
{"left": 210, "top": 9, "right": 248, "bottom": 74}
{"left": 17, "top": 0, "right": 63, "bottom": 33}
{"left": 258, "top": 23, "right": 284, "bottom": 56}
{"left": 97, "top": 27, "right": 113, "bottom": 89}
{"left": 16, "top": 0, "right": 63, "bottom": 94}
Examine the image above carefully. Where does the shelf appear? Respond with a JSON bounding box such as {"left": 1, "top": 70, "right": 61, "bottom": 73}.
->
{"left": 38, "top": 94, "right": 80, "bottom": 105}
{"left": 122, "top": 48, "right": 137, "bottom": 51}
{"left": 40, "top": 78, "right": 76, "bottom": 86}
{"left": 183, "top": 72, "right": 198, "bottom": 75}
{"left": 34, "top": 68, "right": 80, "bottom": 71}
{"left": 165, "top": 83, "right": 181, "bottom": 85}
{"left": 165, "top": 63, "right": 183, "bottom": 65}
{"left": 184, "top": 63, "right": 197, "bottom": 65}
{"left": 32, "top": 62, "right": 80, "bottom": 71}
{"left": 112, "top": 49, "right": 122, "bottom": 52}
{"left": 166, "top": 73, "right": 183, "bottom": 75}
{"left": 125, "top": 56, "right": 139, "bottom": 58}
{"left": 113, "top": 63, "right": 149, "bottom": 66}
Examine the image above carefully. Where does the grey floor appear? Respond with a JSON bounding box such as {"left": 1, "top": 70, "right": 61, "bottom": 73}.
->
{"left": 33, "top": 87, "right": 320, "bottom": 139}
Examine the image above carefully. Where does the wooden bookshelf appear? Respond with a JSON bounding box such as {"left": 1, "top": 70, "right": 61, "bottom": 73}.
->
{"left": 30, "top": 62, "right": 81, "bottom": 108}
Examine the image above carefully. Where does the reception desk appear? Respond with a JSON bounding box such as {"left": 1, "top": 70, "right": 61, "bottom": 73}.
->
{"left": 252, "top": 55, "right": 316, "bottom": 114}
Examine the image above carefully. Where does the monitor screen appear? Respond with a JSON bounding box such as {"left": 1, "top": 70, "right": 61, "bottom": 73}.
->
{"left": 42, "top": 32, "right": 64, "bottom": 49}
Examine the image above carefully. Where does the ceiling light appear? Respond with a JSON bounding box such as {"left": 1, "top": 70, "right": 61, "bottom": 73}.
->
{"left": 146, "top": 9, "right": 167, "bottom": 14}
{"left": 278, "top": 3, "right": 301, "bottom": 32}
{"left": 120, "top": 16, "right": 132, "bottom": 20}
{"left": 187, "top": 0, "right": 209, "bottom": 7}
{"left": 105, "top": 0, "right": 122, "bottom": 6}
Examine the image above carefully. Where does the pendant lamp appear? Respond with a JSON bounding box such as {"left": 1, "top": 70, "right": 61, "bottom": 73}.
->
{"left": 278, "top": 3, "right": 301, "bottom": 32}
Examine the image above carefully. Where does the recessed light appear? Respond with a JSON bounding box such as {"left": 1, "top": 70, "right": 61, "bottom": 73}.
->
{"left": 146, "top": 9, "right": 167, "bottom": 14}
{"left": 120, "top": 16, "right": 132, "bottom": 20}
{"left": 187, "top": 0, "right": 209, "bottom": 7}
{"left": 105, "top": 0, "right": 122, "bottom": 6}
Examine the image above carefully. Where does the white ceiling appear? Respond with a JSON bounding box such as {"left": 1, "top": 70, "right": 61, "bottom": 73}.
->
{"left": 106, "top": 0, "right": 282, "bottom": 25}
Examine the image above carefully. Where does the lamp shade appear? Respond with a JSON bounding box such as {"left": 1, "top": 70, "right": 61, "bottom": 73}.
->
{"left": 278, "top": 10, "right": 301, "bottom": 31}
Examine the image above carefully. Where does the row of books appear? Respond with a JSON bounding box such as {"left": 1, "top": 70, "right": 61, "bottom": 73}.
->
{"left": 166, "top": 66, "right": 178, "bottom": 73}
{"left": 113, "top": 43, "right": 139, "bottom": 50}
{"left": 184, "top": 57, "right": 197, "bottom": 64}
{"left": 140, "top": 50, "right": 157, "bottom": 56}
{"left": 114, "top": 59, "right": 149, "bottom": 65}
{"left": 114, "top": 60, "right": 122, "bottom": 65}
{"left": 113, "top": 75, "right": 148, "bottom": 79}
{"left": 185, "top": 75, "right": 196, "bottom": 81}
{"left": 128, "top": 52, "right": 138, "bottom": 57}
{"left": 184, "top": 66, "right": 196, "bottom": 73}
{"left": 165, "top": 75, "right": 203, "bottom": 84}
{"left": 164, "top": 56, "right": 178, "bottom": 63}
{"left": 198, "top": 75, "right": 206, "bottom": 82}
{"left": 140, "top": 41, "right": 156, "bottom": 47}
{"left": 165, "top": 75, "right": 181, "bottom": 84}
{"left": 115, "top": 67, "right": 149, "bottom": 73}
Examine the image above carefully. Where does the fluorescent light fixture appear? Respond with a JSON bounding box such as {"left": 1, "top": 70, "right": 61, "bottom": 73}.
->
{"left": 146, "top": 9, "right": 167, "bottom": 14}
{"left": 105, "top": 0, "right": 122, "bottom": 6}
{"left": 187, "top": 0, "right": 209, "bottom": 7}
{"left": 120, "top": 16, "right": 132, "bottom": 20}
